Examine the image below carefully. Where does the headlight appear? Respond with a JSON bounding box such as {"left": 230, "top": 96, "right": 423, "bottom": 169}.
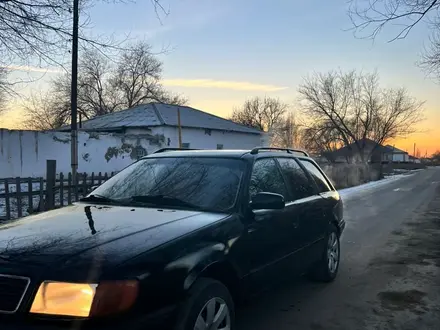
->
{"left": 30, "top": 280, "right": 138, "bottom": 317}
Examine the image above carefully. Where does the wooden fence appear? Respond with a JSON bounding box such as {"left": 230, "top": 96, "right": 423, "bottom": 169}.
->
{"left": 0, "top": 170, "right": 115, "bottom": 221}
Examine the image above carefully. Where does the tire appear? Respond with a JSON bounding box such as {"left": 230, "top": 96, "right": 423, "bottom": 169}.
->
{"left": 174, "top": 278, "right": 235, "bottom": 330}
{"left": 308, "top": 224, "right": 340, "bottom": 282}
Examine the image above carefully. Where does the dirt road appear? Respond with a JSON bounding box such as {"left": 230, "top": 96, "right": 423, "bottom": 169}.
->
{"left": 237, "top": 167, "right": 440, "bottom": 330}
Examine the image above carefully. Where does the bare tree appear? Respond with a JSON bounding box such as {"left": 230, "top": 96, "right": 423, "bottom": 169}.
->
{"left": 112, "top": 42, "right": 163, "bottom": 108}
{"left": 0, "top": 0, "right": 169, "bottom": 111}
{"left": 0, "top": 67, "right": 8, "bottom": 113}
{"left": 153, "top": 88, "right": 189, "bottom": 106}
{"left": 420, "top": 33, "right": 440, "bottom": 79}
{"left": 23, "top": 92, "right": 70, "bottom": 130}
{"left": 1, "top": 0, "right": 73, "bottom": 67}
{"left": 301, "top": 122, "right": 344, "bottom": 160}
{"left": 78, "top": 49, "right": 117, "bottom": 116}
{"left": 0, "top": 1, "right": 168, "bottom": 67}
{"left": 110, "top": 42, "right": 188, "bottom": 107}
{"left": 48, "top": 49, "right": 120, "bottom": 122}
{"left": 298, "top": 70, "right": 424, "bottom": 162}
{"left": 270, "top": 112, "right": 303, "bottom": 148}
{"left": 24, "top": 42, "right": 188, "bottom": 130}
{"left": 349, "top": 0, "right": 440, "bottom": 78}
{"left": 230, "top": 96, "right": 288, "bottom": 131}
{"left": 432, "top": 150, "right": 440, "bottom": 162}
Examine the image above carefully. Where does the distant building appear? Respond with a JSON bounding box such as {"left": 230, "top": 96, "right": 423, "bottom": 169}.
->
{"left": 384, "top": 145, "right": 410, "bottom": 162}
{"left": 59, "top": 103, "right": 268, "bottom": 151}
{"left": 322, "top": 138, "right": 410, "bottom": 163}
{"left": 0, "top": 104, "right": 268, "bottom": 178}
{"left": 409, "top": 155, "right": 421, "bottom": 164}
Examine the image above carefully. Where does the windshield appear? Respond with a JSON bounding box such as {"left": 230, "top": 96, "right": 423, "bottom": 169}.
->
{"left": 89, "top": 157, "right": 245, "bottom": 211}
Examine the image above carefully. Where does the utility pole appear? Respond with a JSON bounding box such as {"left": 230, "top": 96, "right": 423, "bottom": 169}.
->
{"left": 413, "top": 142, "right": 416, "bottom": 163}
{"left": 70, "top": 0, "right": 79, "bottom": 181}
{"left": 177, "top": 107, "right": 182, "bottom": 148}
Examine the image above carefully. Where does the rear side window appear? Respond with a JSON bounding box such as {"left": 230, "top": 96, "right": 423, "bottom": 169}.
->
{"left": 277, "top": 158, "right": 314, "bottom": 201}
{"left": 249, "top": 158, "right": 288, "bottom": 199}
{"left": 300, "top": 160, "right": 332, "bottom": 193}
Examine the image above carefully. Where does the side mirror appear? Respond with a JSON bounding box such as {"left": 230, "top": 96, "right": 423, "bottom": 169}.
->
{"left": 250, "top": 192, "right": 285, "bottom": 210}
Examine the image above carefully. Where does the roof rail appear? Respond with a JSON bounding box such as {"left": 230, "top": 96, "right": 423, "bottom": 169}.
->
{"left": 250, "top": 147, "right": 309, "bottom": 157}
{"left": 153, "top": 148, "right": 200, "bottom": 154}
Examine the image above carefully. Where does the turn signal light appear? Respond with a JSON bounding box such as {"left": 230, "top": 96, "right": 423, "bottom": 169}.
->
{"left": 90, "top": 280, "right": 139, "bottom": 317}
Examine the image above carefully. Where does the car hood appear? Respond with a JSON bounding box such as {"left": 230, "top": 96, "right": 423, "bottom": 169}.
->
{"left": 0, "top": 203, "right": 228, "bottom": 277}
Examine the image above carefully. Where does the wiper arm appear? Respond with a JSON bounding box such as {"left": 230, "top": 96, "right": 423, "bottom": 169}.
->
{"left": 129, "top": 195, "right": 200, "bottom": 209}
{"left": 80, "top": 194, "right": 120, "bottom": 204}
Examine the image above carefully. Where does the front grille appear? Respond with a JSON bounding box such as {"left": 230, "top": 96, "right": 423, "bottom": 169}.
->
{"left": 0, "top": 274, "right": 30, "bottom": 313}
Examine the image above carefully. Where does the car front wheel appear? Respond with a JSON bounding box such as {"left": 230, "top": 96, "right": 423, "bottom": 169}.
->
{"left": 174, "top": 278, "right": 235, "bottom": 330}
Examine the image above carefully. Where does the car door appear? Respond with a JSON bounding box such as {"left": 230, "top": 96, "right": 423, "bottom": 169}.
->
{"left": 276, "top": 157, "right": 322, "bottom": 272}
{"left": 296, "top": 159, "right": 334, "bottom": 264}
{"left": 243, "top": 157, "right": 297, "bottom": 285}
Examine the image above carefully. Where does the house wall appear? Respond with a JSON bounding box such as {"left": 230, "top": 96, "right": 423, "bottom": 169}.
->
{"left": 381, "top": 153, "right": 392, "bottom": 162}
{"left": 0, "top": 127, "right": 266, "bottom": 178}
{"left": 139, "top": 126, "right": 266, "bottom": 150}
{"left": 0, "top": 129, "right": 163, "bottom": 178}
{"left": 392, "top": 153, "right": 409, "bottom": 162}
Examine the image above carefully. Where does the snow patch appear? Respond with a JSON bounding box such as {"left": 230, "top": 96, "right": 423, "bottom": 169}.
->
{"left": 339, "top": 173, "right": 413, "bottom": 200}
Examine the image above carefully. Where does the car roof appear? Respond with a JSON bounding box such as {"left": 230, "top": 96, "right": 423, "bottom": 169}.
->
{"left": 145, "top": 149, "right": 250, "bottom": 158}
{"left": 144, "top": 149, "right": 312, "bottom": 160}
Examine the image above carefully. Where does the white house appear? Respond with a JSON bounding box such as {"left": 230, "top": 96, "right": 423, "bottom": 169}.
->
{"left": 0, "top": 104, "right": 267, "bottom": 178}
{"left": 385, "top": 145, "right": 410, "bottom": 162}
{"left": 60, "top": 103, "right": 267, "bottom": 151}
{"left": 409, "top": 155, "right": 421, "bottom": 164}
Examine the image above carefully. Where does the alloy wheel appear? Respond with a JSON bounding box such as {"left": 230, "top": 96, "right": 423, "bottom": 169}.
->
{"left": 194, "top": 297, "right": 231, "bottom": 330}
{"left": 327, "top": 232, "right": 339, "bottom": 274}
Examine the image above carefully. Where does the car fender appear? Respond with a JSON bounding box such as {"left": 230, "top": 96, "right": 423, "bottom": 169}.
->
{"left": 164, "top": 242, "right": 228, "bottom": 291}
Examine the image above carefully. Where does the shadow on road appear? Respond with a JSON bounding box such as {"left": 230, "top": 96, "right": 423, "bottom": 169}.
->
{"left": 236, "top": 275, "right": 331, "bottom": 330}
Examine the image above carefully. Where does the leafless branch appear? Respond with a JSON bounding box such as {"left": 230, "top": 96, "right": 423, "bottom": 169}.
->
{"left": 22, "top": 90, "right": 71, "bottom": 130}
{"left": 419, "top": 30, "right": 440, "bottom": 80}
{"left": 0, "top": 67, "right": 8, "bottom": 113}
{"left": 24, "top": 41, "right": 187, "bottom": 129}
{"left": 0, "top": 0, "right": 168, "bottom": 68}
{"left": 298, "top": 70, "right": 424, "bottom": 162}
{"left": 230, "top": 96, "right": 289, "bottom": 132}
{"left": 348, "top": 0, "right": 440, "bottom": 78}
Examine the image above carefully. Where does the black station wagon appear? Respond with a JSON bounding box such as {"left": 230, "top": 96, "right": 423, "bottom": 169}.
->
{"left": 0, "top": 147, "right": 345, "bottom": 330}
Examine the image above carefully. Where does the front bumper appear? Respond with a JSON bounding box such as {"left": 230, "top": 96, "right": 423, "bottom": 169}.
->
{"left": 0, "top": 305, "right": 177, "bottom": 330}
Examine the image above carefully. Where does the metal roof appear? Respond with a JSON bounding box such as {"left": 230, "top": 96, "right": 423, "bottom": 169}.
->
{"left": 384, "top": 145, "right": 408, "bottom": 154}
{"left": 62, "top": 103, "right": 262, "bottom": 134}
{"left": 327, "top": 139, "right": 394, "bottom": 157}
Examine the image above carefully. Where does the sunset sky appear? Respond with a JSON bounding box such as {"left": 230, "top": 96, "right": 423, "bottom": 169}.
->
{"left": 1, "top": 0, "right": 439, "bottom": 155}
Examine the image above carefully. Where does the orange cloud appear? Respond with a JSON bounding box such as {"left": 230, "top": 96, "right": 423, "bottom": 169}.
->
{"left": 162, "top": 79, "right": 288, "bottom": 92}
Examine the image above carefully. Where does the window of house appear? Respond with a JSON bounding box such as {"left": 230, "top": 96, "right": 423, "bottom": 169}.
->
{"left": 217, "top": 144, "right": 224, "bottom": 150}
{"left": 299, "top": 160, "right": 332, "bottom": 193}
{"left": 277, "top": 158, "right": 314, "bottom": 201}
{"left": 182, "top": 143, "right": 190, "bottom": 148}
{"left": 249, "top": 158, "right": 288, "bottom": 199}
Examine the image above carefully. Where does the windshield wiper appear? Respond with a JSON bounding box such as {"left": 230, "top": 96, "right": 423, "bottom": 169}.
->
{"left": 80, "top": 194, "right": 121, "bottom": 204}
{"left": 128, "top": 195, "right": 200, "bottom": 209}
